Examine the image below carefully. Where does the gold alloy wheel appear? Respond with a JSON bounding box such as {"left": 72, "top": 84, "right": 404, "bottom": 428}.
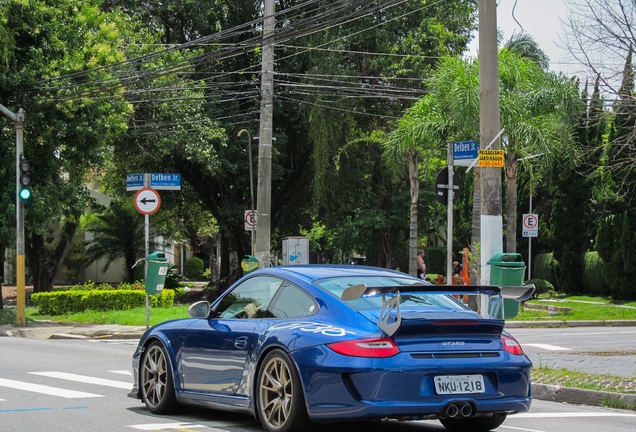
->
{"left": 258, "top": 354, "right": 294, "bottom": 429}
{"left": 141, "top": 344, "right": 169, "bottom": 409}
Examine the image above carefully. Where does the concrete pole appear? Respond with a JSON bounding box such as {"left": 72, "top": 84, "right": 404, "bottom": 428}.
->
{"left": 1, "top": 104, "right": 27, "bottom": 325}
{"left": 256, "top": 0, "right": 275, "bottom": 268}
{"left": 15, "top": 109, "right": 26, "bottom": 326}
{"left": 479, "top": 0, "right": 503, "bottom": 289}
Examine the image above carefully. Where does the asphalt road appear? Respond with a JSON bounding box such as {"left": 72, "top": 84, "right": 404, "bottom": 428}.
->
{"left": 1, "top": 336, "right": 635, "bottom": 432}
{"left": 507, "top": 326, "right": 636, "bottom": 377}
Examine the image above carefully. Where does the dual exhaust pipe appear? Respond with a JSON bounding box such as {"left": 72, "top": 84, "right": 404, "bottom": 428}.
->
{"left": 443, "top": 402, "right": 474, "bottom": 418}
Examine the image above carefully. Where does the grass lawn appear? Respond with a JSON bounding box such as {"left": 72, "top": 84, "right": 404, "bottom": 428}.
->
{"left": 512, "top": 296, "right": 636, "bottom": 321}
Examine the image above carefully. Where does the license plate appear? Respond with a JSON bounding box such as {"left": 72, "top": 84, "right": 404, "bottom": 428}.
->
{"left": 434, "top": 375, "right": 485, "bottom": 394}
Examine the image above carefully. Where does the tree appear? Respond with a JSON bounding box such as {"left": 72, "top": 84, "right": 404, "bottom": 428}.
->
{"left": 84, "top": 203, "right": 147, "bottom": 283}
{"left": 427, "top": 51, "right": 580, "bottom": 254}
{"left": 384, "top": 95, "right": 449, "bottom": 276}
{"left": 0, "top": 0, "right": 133, "bottom": 291}
{"left": 563, "top": 0, "right": 636, "bottom": 189}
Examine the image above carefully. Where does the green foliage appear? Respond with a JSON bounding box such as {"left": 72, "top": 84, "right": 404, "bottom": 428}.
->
{"left": 0, "top": 308, "right": 16, "bottom": 325}
{"left": 525, "top": 279, "right": 556, "bottom": 298}
{"left": 582, "top": 252, "right": 610, "bottom": 296}
{"left": 597, "top": 210, "right": 636, "bottom": 300}
{"left": 533, "top": 253, "right": 558, "bottom": 287}
{"left": 84, "top": 201, "right": 147, "bottom": 283}
{"left": 165, "top": 265, "right": 184, "bottom": 288}
{"left": 425, "top": 247, "right": 446, "bottom": 275}
{"left": 31, "top": 288, "right": 174, "bottom": 315}
{"left": 185, "top": 257, "right": 205, "bottom": 279}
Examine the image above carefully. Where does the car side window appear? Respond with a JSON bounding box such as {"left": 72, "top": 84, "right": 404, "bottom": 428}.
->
{"left": 268, "top": 284, "right": 318, "bottom": 318}
{"left": 214, "top": 276, "right": 283, "bottom": 319}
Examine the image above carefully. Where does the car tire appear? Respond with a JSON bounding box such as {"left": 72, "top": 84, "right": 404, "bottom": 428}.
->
{"left": 440, "top": 413, "right": 507, "bottom": 431}
{"left": 256, "top": 349, "right": 312, "bottom": 432}
{"left": 140, "top": 341, "right": 178, "bottom": 414}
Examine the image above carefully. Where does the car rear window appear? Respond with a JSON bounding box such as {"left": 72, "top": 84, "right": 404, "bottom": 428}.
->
{"left": 314, "top": 276, "right": 462, "bottom": 311}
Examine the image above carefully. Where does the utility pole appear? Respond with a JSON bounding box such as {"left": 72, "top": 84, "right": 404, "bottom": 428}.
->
{"left": 478, "top": 0, "right": 503, "bottom": 287}
{"left": 256, "top": 0, "right": 275, "bottom": 268}
{"left": 1, "top": 104, "right": 27, "bottom": 325}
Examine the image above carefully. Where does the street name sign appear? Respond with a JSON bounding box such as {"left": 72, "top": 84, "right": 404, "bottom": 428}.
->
{"left": 150, "top": 173, "right": 181, "bottom": 190}
{"left": 126, "top": 173, "right": 181, "bottom": 191}
{"left": 126, "top": 173, "right": 144, "bottom": 191}
{"left": 453, "top": 140, "right": 479, "bottom": 166}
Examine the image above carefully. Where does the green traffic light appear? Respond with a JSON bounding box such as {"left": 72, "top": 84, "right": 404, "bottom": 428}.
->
{"left": 19, "top": 187, "right": 32, "bottom": 201}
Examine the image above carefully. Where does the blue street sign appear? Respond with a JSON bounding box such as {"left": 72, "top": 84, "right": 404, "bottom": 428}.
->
{"left": 126, "top": 173, "right": 144, "bottom": 191}
{"left": 453, "top": 141, "right": 480, "bottom": 166}
{"left": 150, "top": 173, "right": 181, "bottom": 190}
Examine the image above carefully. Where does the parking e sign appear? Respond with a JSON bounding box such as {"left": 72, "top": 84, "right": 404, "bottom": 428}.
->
{"left": 522, "top": 214, "right": 539, "bottom": 237}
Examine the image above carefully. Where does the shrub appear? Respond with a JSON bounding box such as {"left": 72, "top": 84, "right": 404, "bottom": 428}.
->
{"left": 533, "top": 253, "right": 557, "bottom": 287}
{"left": 165, "top": 265, "right": 184, "bottom": 288}
{"left": 524, "top": 279, "right": 556, "bottom": 298}
{"left": 425, "top": 247, "right": 446, "bottom": 274}
{"left": 583, "top": 251, "right": 610, "bottom": 296}
{"left": 185, "top": 257, "right": 205, "bottom": 279}
{"left": 31, "top": 288, "right": 174, "bottom": 315}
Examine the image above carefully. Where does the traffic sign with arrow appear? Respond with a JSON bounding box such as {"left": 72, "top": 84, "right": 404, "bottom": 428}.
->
{"left": 134, "top": 188, "right": 161, "bottom": 215}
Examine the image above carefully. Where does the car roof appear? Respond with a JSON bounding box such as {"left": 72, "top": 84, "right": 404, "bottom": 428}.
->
{"left": 251, "top": 264, "right": 414, "bottom": 284}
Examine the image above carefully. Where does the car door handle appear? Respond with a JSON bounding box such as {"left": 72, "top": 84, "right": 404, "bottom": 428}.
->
{"left": 234, "top": 336, "right": 249, "bottom": 349}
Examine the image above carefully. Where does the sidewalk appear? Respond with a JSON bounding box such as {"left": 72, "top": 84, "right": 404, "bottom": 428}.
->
{"left": 1, "top": 319, "right": 635, "bottom": 410}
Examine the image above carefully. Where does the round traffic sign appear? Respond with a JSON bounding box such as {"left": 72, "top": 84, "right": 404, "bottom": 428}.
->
{"left": 244, "top": 209, "right": 257, "bottom": 230}
{"left": 523, "top": 214, "right": 538, "bottom": 229}
{"left": 134, "top": 188, "right": 161, "bottom": 215}
{"left": 435, "top": 168, "right": 462, "bottom": 205}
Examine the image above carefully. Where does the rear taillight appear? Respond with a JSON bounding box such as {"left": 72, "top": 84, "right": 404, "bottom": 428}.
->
{"left": 502, "top": 335, "right": 524, "bottom": 355}
{"left": 327, "top": 337, "right": 400, "bottom": 358}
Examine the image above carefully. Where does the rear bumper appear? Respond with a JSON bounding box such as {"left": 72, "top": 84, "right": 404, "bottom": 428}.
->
{"left": 291, "top": 346, "right": 532, "bottom": 422}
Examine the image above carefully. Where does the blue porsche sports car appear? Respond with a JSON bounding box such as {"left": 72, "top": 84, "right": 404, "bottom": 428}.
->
{"left": 129, "top": 265, "right": 533, "bottom": 432}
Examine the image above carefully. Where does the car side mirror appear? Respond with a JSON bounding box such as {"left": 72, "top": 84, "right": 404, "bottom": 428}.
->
{"left": 188, "top": 301, "right": 211, "bottom": 319}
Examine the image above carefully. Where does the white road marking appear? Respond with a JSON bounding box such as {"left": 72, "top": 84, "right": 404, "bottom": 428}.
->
{"left": 513, "top": 412, "right": 636, "bottom": 418}
{"left": 109, "top": 370, "right": 133, "bottom": 376}
{"left": 500, "top": 426, "right": 547, "bottom": 432}
{"left": 29, "top": 372, "right": 131, "bottom": 389}
{"left": 523, "top": 343, "right": 572, "bottom": 351}
{"left": 128, "top": 423, "right": 207, "bottom": 430}
{"left": 0, "top": 378, "right": 102, "bottom": 398}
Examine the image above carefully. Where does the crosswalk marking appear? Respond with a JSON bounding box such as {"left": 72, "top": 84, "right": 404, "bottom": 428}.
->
{"left": 29, "top": 372, "right": 131, "bottom": 389}
{"left": 128, "top": 423, "right": 207, "bottom": 430}
{"left": 109, "top": 370, "right": 133, "bottom": 376}
{"left": 524, "top": 343, "right": 572, "bottom": 351}
{"left": 0, "top": 378, "right": 102, "bottom": 398}
{"left": 513, "top": 411, "right": 636, "bottom": 418}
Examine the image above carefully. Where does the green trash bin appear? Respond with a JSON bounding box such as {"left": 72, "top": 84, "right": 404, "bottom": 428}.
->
{"left": 145, "top": 252, "right": 169, "bottom": 295}
{"left": 241, "top": 255, "right": 259, "bottom": 275}
{"left": 487, "top": 253, "right": 527, "bottom": 319}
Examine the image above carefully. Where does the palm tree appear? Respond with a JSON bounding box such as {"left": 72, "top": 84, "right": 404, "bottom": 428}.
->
{"left": 84, "top": 203, "right": 147, "bottom": 282}
{"left": 384, "top": 94, "right": 448, "bottom": 276}
{"left": 428, "top": 51, "right": 579, "bottom": 254}
{"left": 504, "top": 33, "right": 550, "bottom": 70}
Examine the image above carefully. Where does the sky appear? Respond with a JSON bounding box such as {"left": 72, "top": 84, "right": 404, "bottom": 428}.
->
{"left": 468, "top": 0, "right": 579, "bottom": 76}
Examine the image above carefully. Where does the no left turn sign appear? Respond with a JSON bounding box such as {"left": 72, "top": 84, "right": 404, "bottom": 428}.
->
{"left": 134, "top": 188, "right": 161, "bottom": 215}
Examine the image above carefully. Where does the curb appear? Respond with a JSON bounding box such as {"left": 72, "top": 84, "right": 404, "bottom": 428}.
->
{"left": 533, "top": 383, "right": 636, "bottom": 408}
{"left": 505, "top": 320, "right": 636, "bottom": 328}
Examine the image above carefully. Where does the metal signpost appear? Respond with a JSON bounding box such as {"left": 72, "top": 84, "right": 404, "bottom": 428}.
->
{"left": 128, "top": 173, "right": 180, "bottom": 328}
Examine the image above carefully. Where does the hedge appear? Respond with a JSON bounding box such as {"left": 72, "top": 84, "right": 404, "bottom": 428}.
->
{"left": 31, "top": 288, "right": 175, "bottom": 315}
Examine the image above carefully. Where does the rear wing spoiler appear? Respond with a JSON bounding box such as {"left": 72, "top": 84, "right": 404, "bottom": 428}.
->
{"left": 341, "top": 284, "right": 535, "bottom": 337}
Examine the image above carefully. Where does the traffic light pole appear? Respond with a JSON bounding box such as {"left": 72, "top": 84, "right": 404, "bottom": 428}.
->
{"left": 1, "top": 104, "right": 27, "bottom": 325}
